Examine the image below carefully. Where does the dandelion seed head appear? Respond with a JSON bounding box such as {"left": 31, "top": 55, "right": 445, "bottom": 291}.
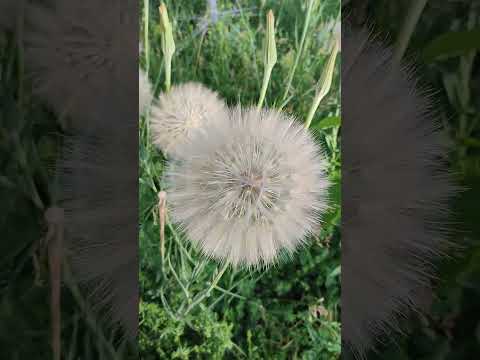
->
{"left": 150, "top": 82, "right": 228, "bottom": 158}
{"left": 164, "top": 107, "right": 330, "bottom": 267}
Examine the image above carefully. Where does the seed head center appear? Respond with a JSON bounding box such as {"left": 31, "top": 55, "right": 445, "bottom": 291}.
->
{"left": 240, "top": 173, "right": 265, "bottom": 201}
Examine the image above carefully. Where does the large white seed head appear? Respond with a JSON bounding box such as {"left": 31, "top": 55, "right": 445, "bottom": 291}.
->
{"left": 164, "top": 107, "right": 330, "bottom": 268}
{"left": 150, "top": 82, "right": 228, "bottom": 158}
{"left": 139, "top": 69, "right": 152, "bottom": 116}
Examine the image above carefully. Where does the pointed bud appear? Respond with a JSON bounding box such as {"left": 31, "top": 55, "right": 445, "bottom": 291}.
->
{"left": 258, "top": 10, "right": 277, "bottom": 108}
{"left": 305, "top": 36, "right": 339, "bottom": 129}
{"left": 315, "top": 36, "right": 339, "bottom": 103}
{"left": 159, "top": 2, "right": 175, "bottom": 59}
{"left": 159, "top": 2, "right": 175, "bottom": 91}
{"left": 264, "top": 10, "right": 277, "bottom": 70}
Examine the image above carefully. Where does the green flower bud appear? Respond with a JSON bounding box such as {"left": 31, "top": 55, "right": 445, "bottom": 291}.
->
{"left": 159, "top": 3, "right": 175, "bottom": 91}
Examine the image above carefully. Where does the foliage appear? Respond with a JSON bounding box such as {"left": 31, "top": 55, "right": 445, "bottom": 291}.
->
{"left": 345, "top": 0, "right": 480, "bottom": 358}
{"left": 140, "top": 0, "right": 341, "bottom": 358}
{"left": 139, "top": 301, "right": 233, "bottom": 359}
{"left": 0, "top": 27, "right": 137, "bottom": 360}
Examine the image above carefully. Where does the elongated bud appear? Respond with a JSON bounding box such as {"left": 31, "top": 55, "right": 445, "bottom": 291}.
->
{"left": 159, "top": 3, "right": 175, "bottom": 58}
{"left": 159, "top": 2, "right": 175, "bottom": 91}
{"left": 315, "top": 37, "right": 339, "bottom": 103}
{"left": 264, "top": 10, "right": 277, "bottom": 69}
{"left": 305, "top": 36, "right": 339, "bottom": 129}
{"left": 258, "top": 10, "right": 277, "bottom": 109}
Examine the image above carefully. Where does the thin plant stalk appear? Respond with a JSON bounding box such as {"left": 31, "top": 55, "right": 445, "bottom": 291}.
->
{"left": 158, "top": 191, "right": 166, "bottom": 272}
{"left": 456, "top": 1, "right": 478, "bottom": 161}
{"left": 165, "top": 58, "right": 172, "bottom": 93}
{"left": 13, "top": 2, "right": 44, "bottom": 210}
{"left": 182, "top": 261, "right": 229, "bottom": 316}
{"left": 167, "top": 219, "right": 195, "bottom": 265}
{"left": 258, "top": 67, "right": 273, "bottom": 110}
{"left": 167, "top": 257, "right": 190, "bottom": 300}
{"left": 236, "top": 2, "right": 261, "bottom": 83}
{"left": 45, "top": 207, "right": 64, "bottom": 360}
{"left": 149, "top": 1, "right": 174, "bottom": 183}
{"left": 16, "top": 0, "right": 25, "bottom": 111}
{"left": 305, "top": 38, "right": 339, "bottom": 129}
{"left": 392, "top": 0, "right": 429, "bottom": 65}
{"left": 63, "top": 262, "right": 121, "bottom": 360}
{"left": 11, "top": 133, "right": 44, "bottom": 210}
{"left": 66, "top": 313, "right": 80, "bottom": 360}
{"left": 258, "top": 10, "right": 277, "bottom": 109}
{"left": 280, "top": 0, "right": 316, "bottom": 106}
{"left": 159, "top": 2, "right": 175, "bottom": 92}
{"left": 144, "top": 0, "right": 150, "bottom": 72}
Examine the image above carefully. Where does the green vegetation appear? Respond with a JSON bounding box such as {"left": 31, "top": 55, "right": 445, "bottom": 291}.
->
{"left": 344, "top": 1, "right": 480, "bottom": 358}
{"left": 0, "top": 20, "right": 137, "bottom": 360}
{"left": 140, "top": 0, "right": 341, "bottom": 358}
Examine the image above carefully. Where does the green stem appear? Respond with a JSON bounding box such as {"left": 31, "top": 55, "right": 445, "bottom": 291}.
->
{"left": 167, "top": 257, "right": 190, "bottom": 300}
{"left": 393, "top": 0, "right": 429, "bottom": 65}
{"left": 280, "top": 0, "right": 316, "bottom": 106}
{"left": 304, "top": 101, "right": 318, "bottom": 130}
{"left": 457, "top": 2, "right": 477, "bottom": 161}
{"left": 158, "top": 192, "right": 166, "bottom": 273}
{"left": 182, "top": 261, "right": 229, "bottom": 316}
{"left": 14, "top": 2, "right": 45, "bottom": 210}
{"left": 16, "top": 1, "right": 25, "bottom": 110}
{"left": 167, "top": 220, "right": 195, "bottom": 265}
{"left": 11, "top": 134, "right": 45, "bottom": 210}
{"left": 144, "top": 0, "right": 150, "bottom": 72}
{"left": 304, "top": 40, "right": 339, "bottom": 129}
{"left": 63, "top": 262, "right": 121, "bottom": 360}
{"left": 257, "top": 66, "right": 273, "bottom": 109}
{"left": 165, "top": 57, "right": 172, "bottom": 92}
{"left": 159, "top": 2, "right": 175, "bottom": 92}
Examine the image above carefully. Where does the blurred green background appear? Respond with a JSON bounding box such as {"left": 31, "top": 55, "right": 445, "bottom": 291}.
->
{"left": 345, "top": 0, "right": 480, "bottom": 358}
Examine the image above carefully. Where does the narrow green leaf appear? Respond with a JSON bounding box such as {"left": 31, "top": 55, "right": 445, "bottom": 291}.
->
{"left": 312, "top": 116, "right": 341, "bottom": 130}
{"left": 423, "top": 28, "right": 480, "bottom": 62}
